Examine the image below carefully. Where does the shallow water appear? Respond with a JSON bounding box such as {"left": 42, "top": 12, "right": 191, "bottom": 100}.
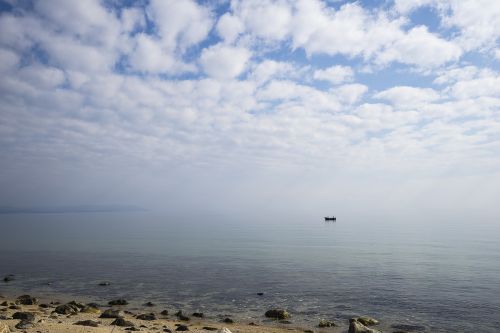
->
{"left": 1, "top": 212, "right": 499, "bottom": 332}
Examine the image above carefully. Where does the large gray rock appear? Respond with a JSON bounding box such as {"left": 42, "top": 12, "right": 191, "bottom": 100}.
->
{"left": 349, "top": 319, "right": 381, "bottom": 333}
{"left": 136, "top": 312, "right": 156, "bottom": 320}
{"left": 12, "top": 312, "right": 35, "bottom": 321}
{"left": 264, "top": 309, "right": 290, "bottom": 319}
{"left": 15, "top": 320, "right": 35, "bottom": 329}
{"left": 16, "top": 295, "right": 38, "bottom": 305}
{"left": 318, "top": 319, "right": 336, "bottom": 327}
{"left": 100, "top": 308, "right": 125, "bottom": 318}
{"left": 54, "top": 303, "right": 79, "bottom": 315}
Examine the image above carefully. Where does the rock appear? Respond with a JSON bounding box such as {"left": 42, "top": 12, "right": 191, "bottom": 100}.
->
{"left": 81, "top": 305, "right": 101, "bottom": 314}
{"left": 248, "top": 322, "right": 258, "bottom": 326}
{"left": 109, "top": 299, "right": 128, "bottom": 305}
{"left": 12, "top": 312, "right": 35, "bottom": 321}
{"left": 68, "top": 300, "right": 86, "bottom": 310}
{"left": 318, "top": 319, "right": 336, "bottom": 327}
{"left": 356, "top": 317, "right": 379, "bottom": 326}
{"left": 279, "top": 320, "right": 292, "bottom": 324}
{"left": 15, "top": 320, "right": 35, "bottom": 329}
{"left": 0, "top": 322, "right": 10, "bottom": 333}
{"left": 222, "top": 317, "right": 234, "bottom": 323}
{"left": 100, "top": 309, "right": 125, "bottom": 318}
{"left": 111, "top": 318, "right": 136, "bottom": 327}
{"left": 99, "top": 281, "right": 111, "bottom": 286}
{"left": 0, "top": 301, "right": 7, "bottom": 306}
{"left": 218, "top": 328, "right": 232, "bottom": 333}
{"left": 144, "top": 301, "right": 155, "bottom": 307}
{"left": 349, "top": 319, "right": 381, "bottom": 333}
{"left": 54, "top": 303, "right": 79, "bottom": 315}
{"left": 137, "top": 313, "right": 156, "bottom": 320}
{"left": 39, "top": 303, "right": 50, "bottom": 308}
{"left": 3, "top": 275, "right": 14, "bottom": 282}
{"left": 192, "top": 312, "right": 204, "bottom": 318}
{"left": 8, "top": 305, "right": 20, "bottom": 310}
{"left": 265, "top": 309, "right": 290, "bottom": 320}
{"left": 126, "top": 328, "right": 141, "bottom": 331}
{"left": 16, "top": 295, "right": 38, "bottom": 305}
{"left": 257, "top": 292, "right": 264, "bottom": 296}
{"left": 87, "top": 302, "right": 101, "bottom": 308}
{"left": 161, "top": 310, "right": 169, "bottom": 315}
{"left": 164, "top": 329, "right": 173, "bottom": 333}
{"left": 390, "top": 323, "right": 427, "bottom": 331}
{"left": 74, "top": 320, "right": 100, "bottom": 327}
{"left": 175, "top": 324, "right": 189, "bottom": 331}
{"left": 202, "top": 327, "right": 218, "bottom": 331}
{"left": 304, "top": 330, "right": 314, "bottom": 333}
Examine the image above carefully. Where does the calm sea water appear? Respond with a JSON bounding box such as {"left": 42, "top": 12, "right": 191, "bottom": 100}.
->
{"left": 0, "top": 212, "right": 499, "bottom": 332}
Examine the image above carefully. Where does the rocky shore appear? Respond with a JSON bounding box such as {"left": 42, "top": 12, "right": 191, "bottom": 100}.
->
{"left": 0, "top": 293, "right": 392, "bottom": 333}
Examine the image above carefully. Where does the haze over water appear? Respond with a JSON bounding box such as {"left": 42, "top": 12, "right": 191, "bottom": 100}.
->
{"left": 1, "top": 212, "right": 499, "bottom": 332}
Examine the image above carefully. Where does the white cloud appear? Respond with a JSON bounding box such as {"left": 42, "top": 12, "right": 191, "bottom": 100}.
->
{"left": 374, "top": 86, "right": 440, "bottom": 106}
{"left": 313, "top": 65, "right": 354, "bottom": 85}
{"left": 147, "top": 0, "right": 213, "bottom": 51}
{"left": 128, "top": 34, "right": 176, "bottom": 74}
{"left": 216, "top": 13, "right": 244, "bottom": 44}
{"left": 0, "top": 48, "right": 19, "bottom": 73}
{"left": 231, "top": 0, "right": 292, "bottom": 41}
{"left": 18, "top": 65, "right": 66, "bottom": 89}
{"left": 200, "top": 44, "right": 251, "bottom": 80}
{"left": 334, "top": 84, "right": 368, "bottom": 104}
{"left": 376, "top": 26, "right": 462, "bottom": 68}
{"left": 449, "top": 77, "right": 500, "bottom": 100}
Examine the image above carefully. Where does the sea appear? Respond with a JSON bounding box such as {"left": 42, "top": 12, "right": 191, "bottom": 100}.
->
{"left": 0, "top": 212, "right": 499, "bottom": 332}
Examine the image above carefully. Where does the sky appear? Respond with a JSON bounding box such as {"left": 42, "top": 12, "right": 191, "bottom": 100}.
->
{"left": 0, "top": 0, "right": 499, "bottom": 220}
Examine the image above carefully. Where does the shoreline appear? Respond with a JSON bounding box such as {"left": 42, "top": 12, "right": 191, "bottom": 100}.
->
{"left": 0, "top": 293, "right": 367, "bottom": 333}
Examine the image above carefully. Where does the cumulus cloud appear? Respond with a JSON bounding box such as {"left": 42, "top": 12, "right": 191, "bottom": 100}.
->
{"left": 200, "top": 44, "right": 251, "bottom": 80}
{"left": 313, "top": 65, "right": 354, "bottom": 85}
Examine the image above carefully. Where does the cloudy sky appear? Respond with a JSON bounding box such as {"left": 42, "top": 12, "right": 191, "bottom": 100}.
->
{"left": 0, "top": 0, "right": 499, "bottom": 219}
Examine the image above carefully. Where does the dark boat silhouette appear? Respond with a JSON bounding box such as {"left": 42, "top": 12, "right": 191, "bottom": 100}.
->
{"left": 324, "top": 216, "right": 336, "bottom": 221}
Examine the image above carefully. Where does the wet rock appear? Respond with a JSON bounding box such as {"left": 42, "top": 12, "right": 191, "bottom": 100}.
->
{"left": 218, "top": 328, "right": 232, "bottom": 333}
{"left": 349, "top": 319, "right": 381, "bottom": 333}
{"left": 248, "top": 322, "right": 258, "bottom": 326}
{"left": 137, "top": 313, "right": 156, "bottom": 320}
{"left": 390, "top": 323, "right": 427, "bottom": 332}
{"left": 15, "top": 320, "right": 35, "bottom": 329}
{"left": 161, "top": 310, "right": 169, "bottom": 316}
{"left": 0, "top": 301, "right": 7, "bottom": 306}
{"left": 99, "top": 281, "right": 111, "bottom": 286}
{"left": 257, "top": 292, "right": 264, "bottom": 296}
{"left": 0, "top": 322, "right": 10, "bottom": 333}
{"left": 54, "top": 303, "right": 79, "bottom": 315}
{"left": 164, "top": 329, "right": 172, "bottom": 333}
{"left": 8, "top": 305, "right": 20, "bottom": 310}
{"left": 12, "top": 312, "right": 35, "bottom": 321}
{"left": 3, "top": 275, "right": 14, "bottom": 282}
{"left": 74, "top": 320, "right": 100, "bottom": 327}
{"left": 192, "top": 312, "right": 204, "bottom": 318}
{"left": 16, "top": 295, "right": 38, "bottom": 305}
{"left": 318, "top": 319, "right": 336, "bottom": 327}
{"left": 87, "top": 302, "right": 101, "bottom": 308}
{"left": 144, "top": 301, "right": 155, "bottom": 307}
{"left": 222, "top": 317, "right": 234, "bottom": 323}
{"left": 111, "top": 318, "right": 136, "bottom": 327}
{"left": 265, "top": 309, "right": 290, "bottom": 320}
{"left": 175, "top": 324, "right": 189, "bottom": 331}
{"left": 203, "top": 327, "right": 218, "bottom": 331}
{"left": 304, "top": 330, "right": 314, "bottom": 333}
{"left": 81, "top": 305, "right": 100, "bottom": 314}
{"left": 39, "top": 303, "right": 50, "bottom": 308}
{"left": 109, "top": 299, "right": 128, "bottom": 306}
{"left": 100, "top": 308, "right": 125, "bottom": 318}
{"left": 356, "top": 317, "right": 379, "bottom": 326}
{"left": 68, "top": 300, "right": 86, "bottom": 310}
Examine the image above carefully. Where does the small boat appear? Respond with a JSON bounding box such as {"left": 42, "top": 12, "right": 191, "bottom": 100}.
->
{"left": 324, "top": 216, "right": 336, "bottom": 221}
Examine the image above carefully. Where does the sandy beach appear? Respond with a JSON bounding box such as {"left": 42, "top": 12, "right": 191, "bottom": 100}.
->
{"left": 0, "top": 293, "right": 370, "bottom": 333}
